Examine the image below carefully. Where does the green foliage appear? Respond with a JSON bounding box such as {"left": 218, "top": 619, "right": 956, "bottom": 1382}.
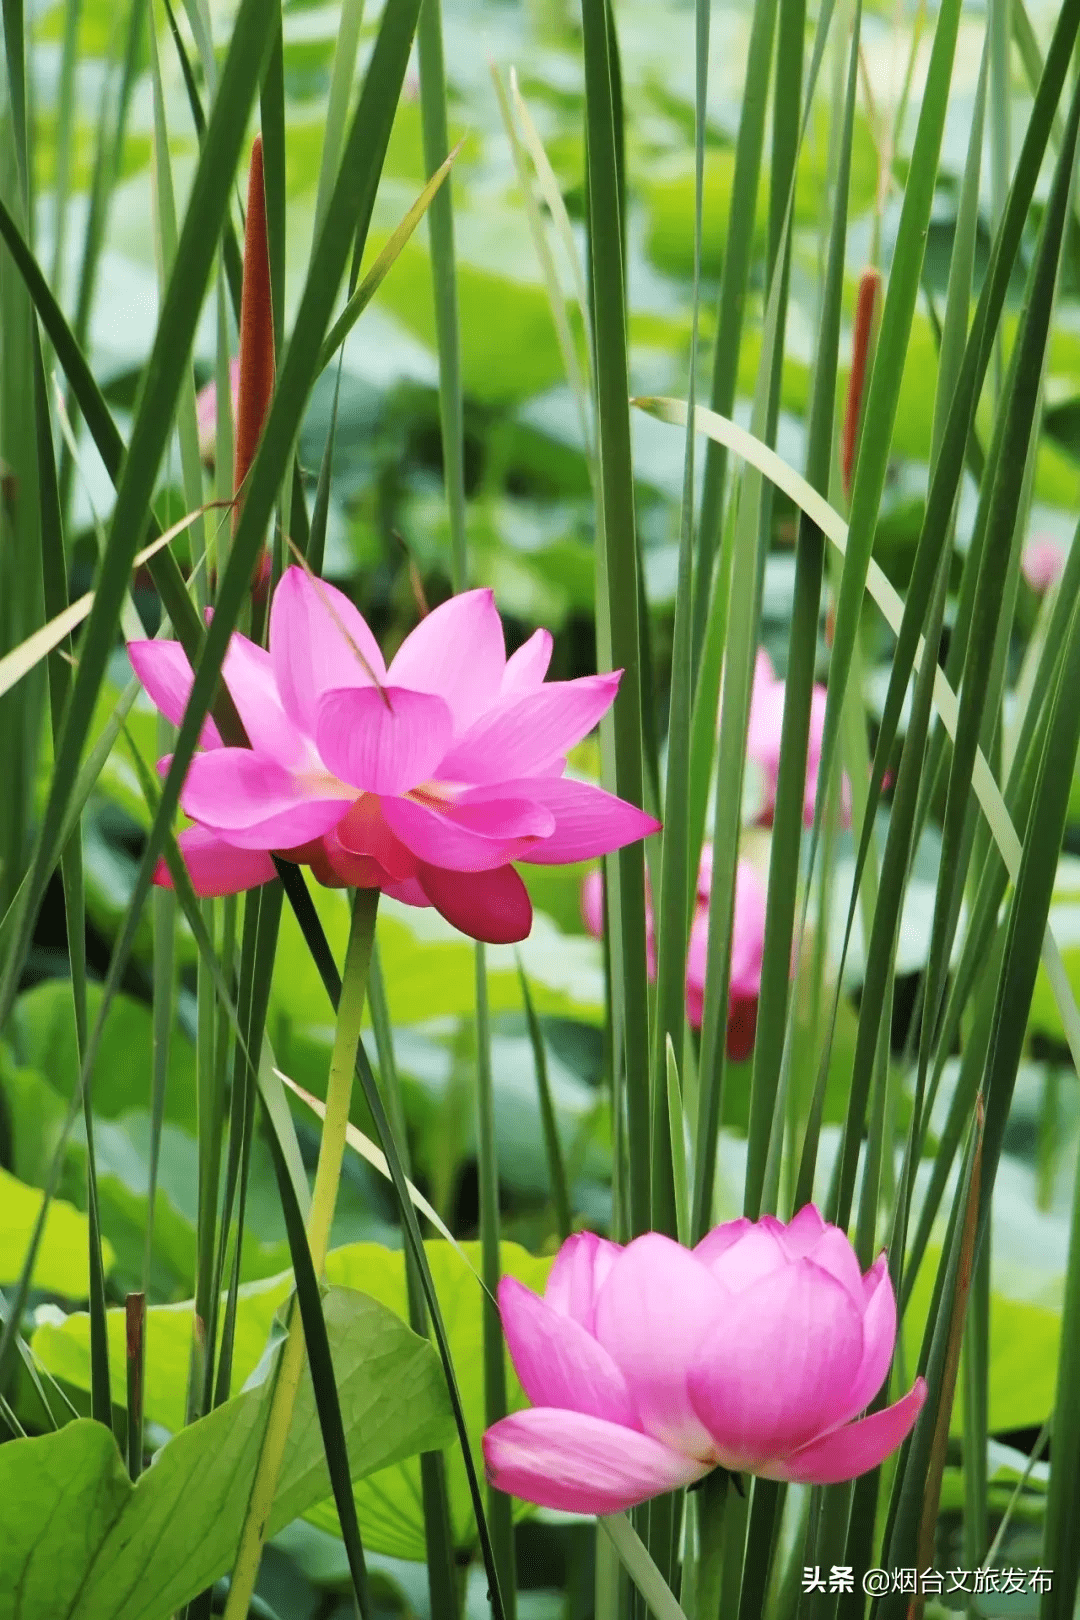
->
{"left": 5, "top": 1288, "right": 452, "bottom": 1620}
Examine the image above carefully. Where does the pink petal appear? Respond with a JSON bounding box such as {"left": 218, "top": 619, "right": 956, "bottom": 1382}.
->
{"left": 1022, "top": 536, "right": 1066, "bottom": 593}
{"left": 580, "top": 868, "right": 605, "bottom": 939}
{"left": 383, "top": 875, "right": 430, "bottom": 907}
{"left": 502, "top": 629, "right": 553, "bottom": 695}
{"left": 769, "top": 1379, "right": 927, "bottom": 1485}
{"left": 333, "top": 795, "right": 417, "bottom": 882}
{"left": 269, "top": 566, "right": 387, "bottom": 735}
{"left": 380, "top": 794, "right": 550, "bottom": 872}
{"left": 545, "top": 1231, "right": 624, "bottom": 1331}
{"left": 508, "top": 778, "right": 661, "bottom": 865}
{"left": 389, "top": 588, "right": 506, "bottom": 733}
{"left": 196, "top": 356, "right": 240, "bottom": 462}
{"left": 417, "top": 861, "right": 532, "bottom": 943}
{"left": 693, "top": 1218, "right": 753, "bottom": 1270}
{"left": 593, "top": 1234, "right": 728, "bottom": 1460}
{"left": 180, "top": 750, "right": 353, "bottom": 849}
{"left": 155, "top": 824, "right": 277, "bottom": 897}
{"left": 207, "top": 624, "right": 309, "bottom": 768}
{"left": 128, "top": 641, "right": 223, "bottom": 749}
{"left": 746, "top": 678, "right": 786, "bottom": 786}
{"left": 315, "top": 685, "right": 454, "bottom": 794}
{"left": 687, "top": 1258, "right": 865, "bottom": 1467}
{"left": 483, "top": 1408, "right": 709, "bottom": 1516}
{"left": 780, "top": 1204, "right": 827, "bottom": 1257}
{"left": 836, "top": 1257, "right": 897, "bottom": 1423}
{"left": 498, "top": 1276, "right": 638, "bottom": 1427}
{"left": 438, "top": 673, "right": 621, "bottom": 783}
{"left": 800, "top": 1225, "right": 864, "bottom": 1301}
{"left": 701, "top": 1224, "right": 788, "bottom": 1292}
{"left": 730, "top": 862, "right": 767, "bottom": 998}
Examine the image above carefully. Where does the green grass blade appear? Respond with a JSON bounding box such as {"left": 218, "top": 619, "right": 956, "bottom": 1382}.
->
{"left": 809, "top": 0, "right": 963, "bottom": 854}
{"left": 581, "top": 0, "right": 651, "bottom": 1236}
{"left": 475, "top": 947, "right": 516, "bottom": 1617}
{"left": 0, "top": 0, "right": 279, "bottom": 1029}
{"left": 318, "top": 149, "right": 462, "bottom": 371}
{"left": 417, "top": 0, "right": 466, "bottom": 589}
{"left": 692, "top": 0, "right": 778, "bottom": 663}
{"left": 260, "top": 19, "right": 286, "bottom": 357}
{"left": 31, "top": 325, "right": 112, "bottom": 1431}
{"left": 275, "top": 864, "right": 508, "bottom": 1620}
{"left": 314, "top": 0, "right": 366, "bottom": 236}
{"left": 751, "top": 0, "right": 863, "bottom": 1213}
{"left": 258, "top": 1103, "right": 373, "bottom": 1616}
{"left": 517, "top": 962, "right": 572, "bottom": 1241}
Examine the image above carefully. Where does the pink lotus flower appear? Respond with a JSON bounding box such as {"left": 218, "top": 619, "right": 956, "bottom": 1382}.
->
{"left": 128, "top": 568, "right": 660, "bottom": 944}
{"left": 748, "top": 649, "right": 851, "bottom": 829}
{"left": 483, "top": 1211, "right": 926, "bottom": 1515}
{"left": 1022, "top": 535, "right": 1066, "bottom": 594}
{"left": 580, "top": 847, "right": 767, "bottom": 1058}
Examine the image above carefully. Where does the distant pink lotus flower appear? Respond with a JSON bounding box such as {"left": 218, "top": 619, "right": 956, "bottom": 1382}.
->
{"left": 196, "top": 356, "right": 241, "bottom": 466}
{"left": 580, "top": 847, "right": 766, "bottom": 1058}
{"left": 129, "top": 568, "right": 660, "bottom": 944}
{"left": 748, "top": 649, "right": 851, "bottom": 829}
{"left": 1022, "top": 535, "right": 1066, "bottom": 594}
{"left": 483, "top": 1211, "right": 926, "bottom": 1515}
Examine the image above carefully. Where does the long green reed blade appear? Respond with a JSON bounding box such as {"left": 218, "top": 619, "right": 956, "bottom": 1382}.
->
{"left": 259, "top": 1103, "right": 373, "bottom": 1616}
{"left": 1042, "top": 1092, "right": 1080, "bottom": 1620}
{"left": 808, "top": 0, "right": 963, "bottom": 861}
{"left": 275, "top": 863, "right": 507, "bottom": 1620}
{"left": 31, "top": 324, "right": 112, "bottom": 1431}
{"left": 58, "top": 0, "right": 151, "bottom": 516}
{"left": 417, "top": 0, "right": 467, "bottom": 588}
{"left": 914, "top": 68, "right": 1078, "bottom": 1184}
{"left": 260, "top": 19, "right": 286, "bottom": 357}
{"left": 693, "top": 0, "right": 838, "bottom": 1235}
{"left": 0, "top": 0, "right": 279, "bottom": 1030}
{"left": 518, "top": 963, "right": 572, "bottom": 1241}
{"left": 475, "top": 947, "right": 516, "bottom": 1616}
{"left": 581, "top": 0, "right": 651, "bottom": 1236}
{"left": 368, "top": 942, "right": 460, "bottom": 1619}
{"left": 751, "top": 0, "right": 863, "bottom": 1212}
{"left": 650, "top": 0, "right": 710, "bottom": 1242}
{"left": 318, "top": 148, "right": 462, "bottom": 371}
{"left": 49, "top": 0, "right": 84, "bottom": 295}
{"left": 830, "top": 0, "right": 1080, "bottom": 1025}
{"left": 692, "top": 0, "right": 778, "bottom": 663}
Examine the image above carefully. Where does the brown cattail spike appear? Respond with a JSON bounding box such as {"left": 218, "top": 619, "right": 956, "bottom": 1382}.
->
{"left": 234, "top": 135, "right": 275, "bottom": 527}
{"left": 840, "top": 267, "right": 882, "bottom": 502}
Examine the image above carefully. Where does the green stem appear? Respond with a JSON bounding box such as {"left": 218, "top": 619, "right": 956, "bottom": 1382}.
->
{"left": 476, "top": 943, "right": 517, "bottom": 1617}
{"left": 223, "top": 886, "right": 379, "bottom": 1620}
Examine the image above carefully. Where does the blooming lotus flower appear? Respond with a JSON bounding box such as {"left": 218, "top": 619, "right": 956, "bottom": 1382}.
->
{"left": 1022, "top": 535, "right": 1066, "bottom": 594}
{"left": 483, "top": 1211, "right": 926, "bottom": 1516}
{"left": 580, "top": 846, "right": 767, "bottom": 1057}
{"left": 747, "top": 649, "right": 851, "bottom": 829}
{"left": 129, "top": 567, "right": 660, "bottom": 945}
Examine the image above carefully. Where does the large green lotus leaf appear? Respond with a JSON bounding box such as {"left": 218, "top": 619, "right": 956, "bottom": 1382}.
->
{"left": 645, "top": 105, "right": 877, "bottom": 281}
{"left": 306, "top": 1239, "right": 554, "bottom": 1560}
{"left": 271, "top": 888, "right": 605, "bottom": 1032}
{"left": 10, "top": 979, "right": 197, "bottom": 1130}
{"left": 361, "top": 235, "right": 567, "bottom": 405}
{"left": 32, "top": 1270, "right": 293, "bottom": 1434}
{"left": 2, "top": 1287, "right": 452, "bottom": 1620}
{"left": 0, "top": 1166, "right": 115, "bottom": 1296}
{"left": 904, "top": 1245, "right": 1060, "bottom": 1438}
